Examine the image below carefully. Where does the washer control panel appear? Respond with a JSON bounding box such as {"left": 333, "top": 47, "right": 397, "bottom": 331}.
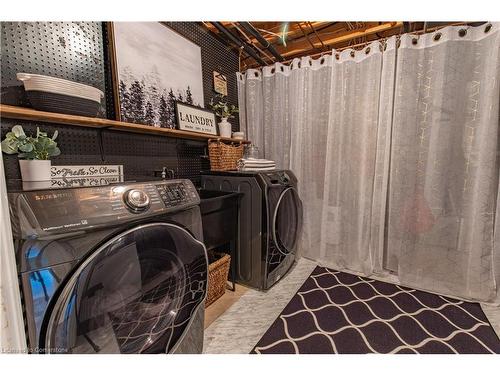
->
{"left": 155, "top": 182, "right": 198, "bottom": 208}
{"left": 11, "top": 179, "right": 200, "bottom": 238}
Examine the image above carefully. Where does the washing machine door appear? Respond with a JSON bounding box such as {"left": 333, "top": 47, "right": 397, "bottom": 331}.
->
{"left": 39, "top": 222, "right": 207, "bottom": 354}
{"left": 271, "top": 187, "right": 303, "bottom": 256}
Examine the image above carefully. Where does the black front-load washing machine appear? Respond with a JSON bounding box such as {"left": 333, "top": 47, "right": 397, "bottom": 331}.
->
{"left": 201, "top": 170, "right": 303, "bottom": 290}
{"left": 9, "top": 178, "right": 207, "bottom": 354}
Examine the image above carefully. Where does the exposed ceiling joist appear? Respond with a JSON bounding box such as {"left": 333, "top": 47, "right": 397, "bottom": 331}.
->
{"left": 203, "top": 21, "right": 474, "bottom": 69}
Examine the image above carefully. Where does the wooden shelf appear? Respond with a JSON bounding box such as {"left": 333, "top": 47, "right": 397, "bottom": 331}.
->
{"left": 0, "top": 104, "right": 250, "bottom": 144}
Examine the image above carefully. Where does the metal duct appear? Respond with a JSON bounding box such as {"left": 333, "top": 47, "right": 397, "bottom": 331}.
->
{"left": 238, "top": 22, "right": 284, "bottom": 62}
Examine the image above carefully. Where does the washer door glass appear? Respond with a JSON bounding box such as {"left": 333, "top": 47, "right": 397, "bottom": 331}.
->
{"left": 42, "top": 223, "right": 207, "bottom": 354}
{"left": 272, "top": 187, "right": 303, "bottom": 255}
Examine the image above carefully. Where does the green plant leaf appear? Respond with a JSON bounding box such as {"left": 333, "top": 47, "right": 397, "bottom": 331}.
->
{"left": 18, "top": 143, "right": 34, "bottom": 152}
{"left": 1, "top": 138, "right": 18, "bottom": 154}
{"left": 12, "top": 125, "right": 25, "bottom": 137}
{"left": 50, "top": 147, "right": 61, "bottom": 157}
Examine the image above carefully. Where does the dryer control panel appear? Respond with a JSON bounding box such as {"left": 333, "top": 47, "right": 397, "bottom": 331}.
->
{"left": 9, "top": 179, "right": 200, "bottom": 239}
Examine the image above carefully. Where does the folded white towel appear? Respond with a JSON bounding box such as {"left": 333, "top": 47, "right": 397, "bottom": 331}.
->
{"left": 240, "top": 162, "right": 276, "bottom": 168}
{"left": 240, "top": 166, "right": 276, "bottom": 171}
{"left": 240, "top": 158, "right": 275, "bottom": 165}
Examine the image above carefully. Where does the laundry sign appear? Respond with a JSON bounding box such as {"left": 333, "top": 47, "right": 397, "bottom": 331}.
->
{"left": 51, "top": 165, "right": 123, "bottom": 178}
{"left": 175, "top": 102, "right": 217, "bottom": 135}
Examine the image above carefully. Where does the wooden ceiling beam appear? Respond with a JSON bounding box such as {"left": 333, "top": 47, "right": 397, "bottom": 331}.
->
{"left": 275, "top": 22, "right": 402, "bottom": 58}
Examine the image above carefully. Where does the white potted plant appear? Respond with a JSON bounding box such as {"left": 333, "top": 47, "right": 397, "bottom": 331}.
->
{"left": 1, "top": 125, "right": 60, "bottom": 181}
{"left": 209, "top": 94, "right": 239, "bottom": 138}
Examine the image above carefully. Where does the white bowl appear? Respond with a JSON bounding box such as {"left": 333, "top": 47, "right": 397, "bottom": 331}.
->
{"left": 232, "top": 131, "right": 245, "bottom": 140}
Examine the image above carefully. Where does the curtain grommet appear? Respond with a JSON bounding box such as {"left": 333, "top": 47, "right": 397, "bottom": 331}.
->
{"left": 320, "top": 57, "right": 325, "bottom": 64}
{"left": 433, "top": 32, "right": 442, "bottom": 41}
{"left": 365, "top": 47, "right": 371, "bottom": 54}
{"left": 335, "top": 53, "right": 340, "bottom": 60}
{"left": 254, "top": 71, "right": 259, "bottom": 78}
{"left": 485, "top": 23, "right": 492, "bottom": 33}
{"left": 271, "top": 67, "right": 275, "bottom": 74}
{"left": 412, "top": 38, "right": 418, "bottom": 45}
{"left": 458, "top": 29, "right": 467, "bottom": 37}
{"left": 280, "top": 66, "right": 284, "bottom": 72}
{"left": 350, "top": 50, "right": 355, "bottom": 58}
{"left": 298, "top": 61, "right": 302, "bottom": 68}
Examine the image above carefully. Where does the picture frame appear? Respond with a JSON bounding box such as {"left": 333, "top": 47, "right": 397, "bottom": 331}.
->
{"left": 107, "top": 22, "right": 205, "bottom": 128}
{"left": 175, "top": 101, "right": 217, "bottom": 135}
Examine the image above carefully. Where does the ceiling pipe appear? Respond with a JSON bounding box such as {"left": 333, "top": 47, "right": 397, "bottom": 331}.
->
{"left": 210, "top": 22, "right": 267, "bottom": 66}
{"left": 238, "top": 22, "right": 284, "bottom": 62}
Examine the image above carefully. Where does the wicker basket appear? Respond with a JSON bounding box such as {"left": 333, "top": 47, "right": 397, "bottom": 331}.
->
{"left": 208, "top": 140, "right": 244, "bottom": 171}
{"left": 205, "top": 251, "right": 231, "bottom": 307}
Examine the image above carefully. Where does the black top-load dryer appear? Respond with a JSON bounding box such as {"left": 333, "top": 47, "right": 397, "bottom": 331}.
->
{"left": 201, "top": 170, "right": 303, "bottom": 290}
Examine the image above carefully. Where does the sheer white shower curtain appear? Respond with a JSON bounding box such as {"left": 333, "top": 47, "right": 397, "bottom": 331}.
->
{"left": 237, "top": 56, "right": 333, "bottom": 259}
{"left": 385, "top": 25, "right": 500, "bottom": 302}
{"left": 237, "top": 23, "right": 500, "bottom": 303}
{"left": 320, "top": 42, "right": 385, "bottom": 274}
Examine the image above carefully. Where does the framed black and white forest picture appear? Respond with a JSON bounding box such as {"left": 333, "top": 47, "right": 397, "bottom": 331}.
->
{"left": 109, "top": 22, "right": 205, "bottom": 128}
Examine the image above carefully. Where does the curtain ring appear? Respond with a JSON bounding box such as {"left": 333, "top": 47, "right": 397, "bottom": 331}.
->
{"left": 308, "top": 60, "right": 312, "bottom": 66}
{"left": 335, "top": 53, "right": 340, "bottom": 60}
{"left": 350, "top": 50, "right": 355, "bottom": 58}
{"left": 271, "top": 67, "right": 275, "bottom": 74}
{"left": 280, "top": 66, "right": 284, "bottom": 72}
{"left": 485, "top": 23, "right": 492, "bottom": 33}
{"left": 320, "top": 57, "right": 325, "bottom": 64}
{"left": 365, "top": 47, "right": 371, "bottom": 54}
{"left": 433, "top": 32, "right": 442, "bottom": 41}
{"left": 412, "top": 37, "right": 418, "bottom": 45}
{"left": 458, "top": 29, "right": 467, "bottom": 37}
{"left": 254, "top": 71, "right": 259, "bottom": 77}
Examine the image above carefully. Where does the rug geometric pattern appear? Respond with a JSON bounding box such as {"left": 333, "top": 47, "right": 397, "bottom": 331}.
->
{"left": 253, "top": 266, "right": 500, "bottom": 354}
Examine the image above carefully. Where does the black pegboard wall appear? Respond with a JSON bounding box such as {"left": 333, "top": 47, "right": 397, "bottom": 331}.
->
{"left": 1, "top": 120, "right": 208, "bottom": 185}
{"left": 166, "top": 22, "right": 240, "bottom": 133}
{"left": 0, "top": 22, "right": 107, "bottom": 116}
{"left": 1, "top": 22, "right": 240, "bottom": 186}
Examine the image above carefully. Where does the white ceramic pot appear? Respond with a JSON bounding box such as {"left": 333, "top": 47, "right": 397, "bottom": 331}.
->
{"left": 19, "top": 159, "right": 52, "bottom": 181}
{"left": 218, "top": 118, "right": 232, "bottom": 138}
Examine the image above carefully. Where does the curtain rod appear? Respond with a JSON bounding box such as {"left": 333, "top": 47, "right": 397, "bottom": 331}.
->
{"left": 241, "top": 22, "right": 470, "bottom": 72}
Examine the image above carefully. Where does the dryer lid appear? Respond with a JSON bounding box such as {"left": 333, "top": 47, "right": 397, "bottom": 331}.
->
{"left": 39, "top": 222, "right": 207, "bottom": 354}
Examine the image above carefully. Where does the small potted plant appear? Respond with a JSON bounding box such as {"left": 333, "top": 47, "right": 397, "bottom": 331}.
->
{"left": 1, "top": 125, "right": 60, "bottom": 181}
{"left": 209, "top": 94, "right": 239, "bottom": 138}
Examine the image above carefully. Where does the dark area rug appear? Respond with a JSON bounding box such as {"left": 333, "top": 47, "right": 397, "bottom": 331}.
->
{"left": 252, "top": 266, "right": 500, "bottom": 354}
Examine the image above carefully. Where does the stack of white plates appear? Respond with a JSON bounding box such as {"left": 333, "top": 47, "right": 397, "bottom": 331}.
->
{"left": 17, "top": 73, "right": 104, "bottom": 117}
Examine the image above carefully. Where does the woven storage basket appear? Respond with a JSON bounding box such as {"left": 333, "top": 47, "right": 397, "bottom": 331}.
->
{"left": 208, "top": 140, "right": 244, "bottom": 171}
{"left": 205, "top": 251, "right": 231, "bottom": 307}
